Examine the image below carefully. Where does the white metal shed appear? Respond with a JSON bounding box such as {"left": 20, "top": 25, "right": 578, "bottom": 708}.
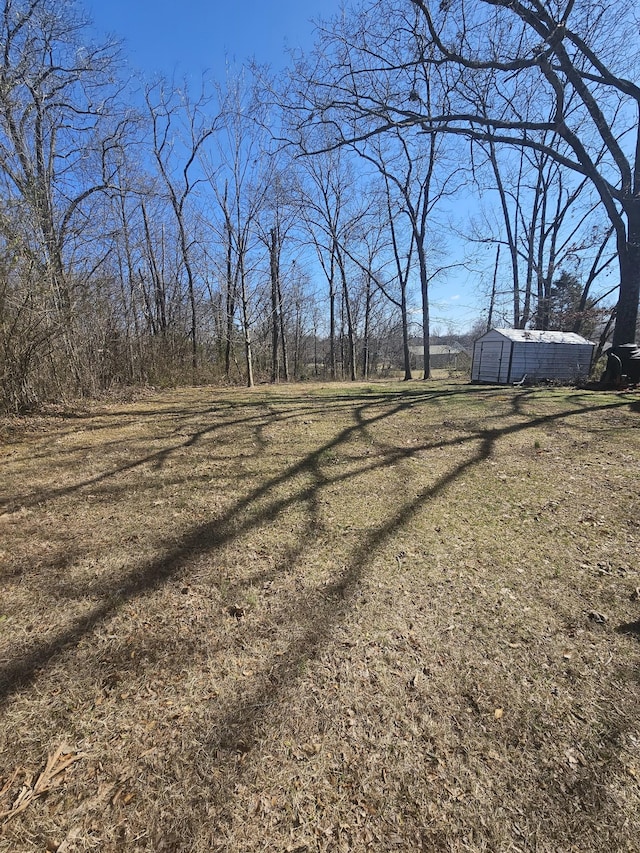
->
{"left": 471, "top": 328, "right": 595, "bottom": 384}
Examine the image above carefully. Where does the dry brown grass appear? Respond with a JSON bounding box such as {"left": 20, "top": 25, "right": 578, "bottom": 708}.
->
{"left": 1, "top": 380, "right": 639, "bottom": 852}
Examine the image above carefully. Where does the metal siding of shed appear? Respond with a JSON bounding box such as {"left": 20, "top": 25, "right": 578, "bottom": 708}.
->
{"left": 471, "top": 341, "right": 481, "bottom": 381}
{"left": 471, "top": 341, "right": 481, "bottom": 380}
{"left": 500, "top": 340, "right": 513, "bottom": 382}
{"left": 508, "top": 343, "right": 593, "bottom": 382}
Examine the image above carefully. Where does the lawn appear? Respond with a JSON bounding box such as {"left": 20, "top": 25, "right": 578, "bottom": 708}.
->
{"left": 1, "top": 380, "right": 639, "bottom": 852}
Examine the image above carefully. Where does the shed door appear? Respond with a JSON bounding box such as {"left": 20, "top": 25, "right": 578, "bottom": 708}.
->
{"left": 474, "top": 341, "right": 507, "bottom": 382}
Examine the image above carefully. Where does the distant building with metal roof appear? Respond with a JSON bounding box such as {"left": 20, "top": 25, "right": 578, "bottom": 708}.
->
{"left": 408, "top": 342, "right": 470, "bottom": 370}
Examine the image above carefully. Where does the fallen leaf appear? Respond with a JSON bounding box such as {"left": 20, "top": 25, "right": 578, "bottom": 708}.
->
{"left": 227, "top": 605, "right": 245, "bottom": 619}
{"left": 0, "top": 745, "right": 85, "bottom": 825}
{"left": 587, "top": 610, "right": 608, "bottom": 624}
{"left": 565, "top": 747, "right": 586, "bottom": 768}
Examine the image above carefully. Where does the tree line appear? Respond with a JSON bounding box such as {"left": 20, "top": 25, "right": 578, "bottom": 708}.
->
{"left": 1, "top": 0, "right": 637, "bottom": 411}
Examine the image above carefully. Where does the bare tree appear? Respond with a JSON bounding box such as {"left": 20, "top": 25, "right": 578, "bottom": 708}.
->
{"left": 202, "top": 73, "right": 273, "bottom": 387}
{"left": 351, "top": 121, "right": 461, "bottom": 378}
{"left": 0, "top": 0, "right": 131, "bottom": 406}
{"left": 297, "top": 140, "right": 371, "bottom": 380}
{"left": 145, "top": 79, "right": 218, "bottom": 372}
{"left": 255, "top": 163, "right": 301, "bottom": 383}
{"left": 353, "top": 217, "right": 395, "bottom": 380}
{"left": 338, "top": 169, "right": 415, "bottom": 379}
{"left": 291, "top": 0, "right": 640, "bottom": 345}
{"left": 469, "top": 132, "right": 616, "bottom": 332}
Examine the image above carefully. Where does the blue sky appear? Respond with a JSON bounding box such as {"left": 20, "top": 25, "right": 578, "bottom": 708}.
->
{"left": 86, "top": 0, "right": 481, "bottom": 333}
{"left": 87, "top": 0, "right": 341, "bottom": 80}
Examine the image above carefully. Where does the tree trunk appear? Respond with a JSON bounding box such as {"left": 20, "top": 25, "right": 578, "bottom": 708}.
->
{"left": 329, "top": 269, "right": 337, "bottom": 380}
{"left": 416, "top": 235, "right": 430, "bottom": 380}
{"left": 488, "top": 141, "right": 520, "bottom": 328}
{"left": 141, "top": 203, "right": 166, "bottom": 335}
{"left": 277, "top": 276, "right": 289, "bottom": 381}
{"left": 240, "top": 259, "right": 254, "bottom": 388}
{"left": 614, "top": 208, "right": 640, "bottom": 345}
{"left": 421, "top": 279, "right": 431, "bottom": 380}
{"left": 337, "top": 251, "right": 357, "bottom": 381}
{"left": 184, "top": 241, "right": 198, "bottom": 373}
{"left": 401, "top": 284, "right": 412, "bottom": 381}
{"left": 269, "top": 228, "right": 280, "bottom": 382}
{"left": 487, "top": 245, "right": 499, "bottom": 332}
{"left": 362, "top": 275, "right": 372, "bottom": 379}
{"left": 225, "top": 229, "right": 236, "bottom": 380}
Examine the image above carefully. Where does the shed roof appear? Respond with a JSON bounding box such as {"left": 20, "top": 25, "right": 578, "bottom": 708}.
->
{"left": 482, "top": 328, "right": 594, "bottom": 346}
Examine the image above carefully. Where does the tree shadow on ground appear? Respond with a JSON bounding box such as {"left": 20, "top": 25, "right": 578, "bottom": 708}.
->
{"left": 2, "top": 387, "right": 442, "bottom": 513}
{"left": 0, "top": 388, "right": 631, "bottom": 706}
{"left": 616, "top": 620, "right": 640, "bottom": 638}
{"left": 2, "top": 384, "right": 638, "bottom": 849}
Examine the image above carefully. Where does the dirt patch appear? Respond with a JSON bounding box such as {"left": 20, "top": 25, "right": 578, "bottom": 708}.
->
{"left": 1, "top": 381, "right": 639, "bottom": 851}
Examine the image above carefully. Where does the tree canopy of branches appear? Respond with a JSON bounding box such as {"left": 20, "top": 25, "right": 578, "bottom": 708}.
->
{"left": 467, "top": 133, "right": 616, "bottom": 332}
{"left": 0, "top": 0, "right": 131, "bottom": 407}
{"left": 291, "top": 0, "right": 640, "bottom": 346}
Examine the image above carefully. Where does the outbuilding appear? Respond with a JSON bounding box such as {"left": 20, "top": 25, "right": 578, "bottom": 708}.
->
{"left": 471, "top": 328, "right": 595, "bottom": 384}
{"left": 408, "top": 342, "right": 470, "bottom": 370}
